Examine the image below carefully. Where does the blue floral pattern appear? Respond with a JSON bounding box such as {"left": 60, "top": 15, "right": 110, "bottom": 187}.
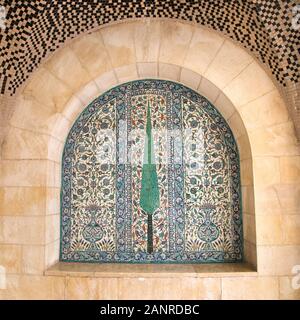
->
{"left": 60, "top": 80, "right": 243, "bottom": 263}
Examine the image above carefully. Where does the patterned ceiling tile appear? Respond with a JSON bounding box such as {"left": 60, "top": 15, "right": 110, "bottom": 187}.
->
{"left": 0, "top": 1, "right": 299, "bottom": 137}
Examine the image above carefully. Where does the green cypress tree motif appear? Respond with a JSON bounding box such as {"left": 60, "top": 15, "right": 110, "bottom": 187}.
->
{"left": 139, "top": 98, "right": 160, "bottom": 254}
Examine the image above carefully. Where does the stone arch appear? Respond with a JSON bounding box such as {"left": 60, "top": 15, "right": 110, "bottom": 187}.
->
{"left": 1, "top": 20, "right": 299, "bottom": 299}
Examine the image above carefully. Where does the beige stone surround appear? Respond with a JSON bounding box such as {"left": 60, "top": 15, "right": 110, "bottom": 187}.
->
{"left": 0, "top": 19, "right": 299, "bottom": 300}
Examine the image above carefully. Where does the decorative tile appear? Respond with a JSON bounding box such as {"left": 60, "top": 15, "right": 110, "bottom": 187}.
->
{"left": 1, "top": 1, "right": 299, "bottom": 95}
{"left": 1, "top": 1, "right": 299, "bottom": 138}
{"left": 60, "top": 80, "right": 243, "bottom": 263}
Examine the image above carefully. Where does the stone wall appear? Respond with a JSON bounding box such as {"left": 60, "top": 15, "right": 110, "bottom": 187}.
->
{"left": 0, "top": 20, "right": 299, "bottom": 300}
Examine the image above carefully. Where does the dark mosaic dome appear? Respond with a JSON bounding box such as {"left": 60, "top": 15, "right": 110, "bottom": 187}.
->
{"left": 0, "top": 0, "right": 299, "bottom": 136}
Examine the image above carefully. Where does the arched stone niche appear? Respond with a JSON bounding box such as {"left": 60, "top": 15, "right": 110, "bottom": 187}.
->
{"left": 1, "top": 19, "right": 299, "bottom": 300}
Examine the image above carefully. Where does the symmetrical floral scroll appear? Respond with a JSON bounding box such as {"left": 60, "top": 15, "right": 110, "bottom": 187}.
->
{"left": 60, "top": 80, "right": 243, "bottom": 263}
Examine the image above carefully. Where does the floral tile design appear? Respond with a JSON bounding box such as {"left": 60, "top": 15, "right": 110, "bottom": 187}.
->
{"left": 60, "top": 80, "right": 243, "bottom": 263}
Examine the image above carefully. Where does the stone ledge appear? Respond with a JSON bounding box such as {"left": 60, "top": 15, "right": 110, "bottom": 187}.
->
{"left": 45, "top": 262, "right": 257, "bottom": 278}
